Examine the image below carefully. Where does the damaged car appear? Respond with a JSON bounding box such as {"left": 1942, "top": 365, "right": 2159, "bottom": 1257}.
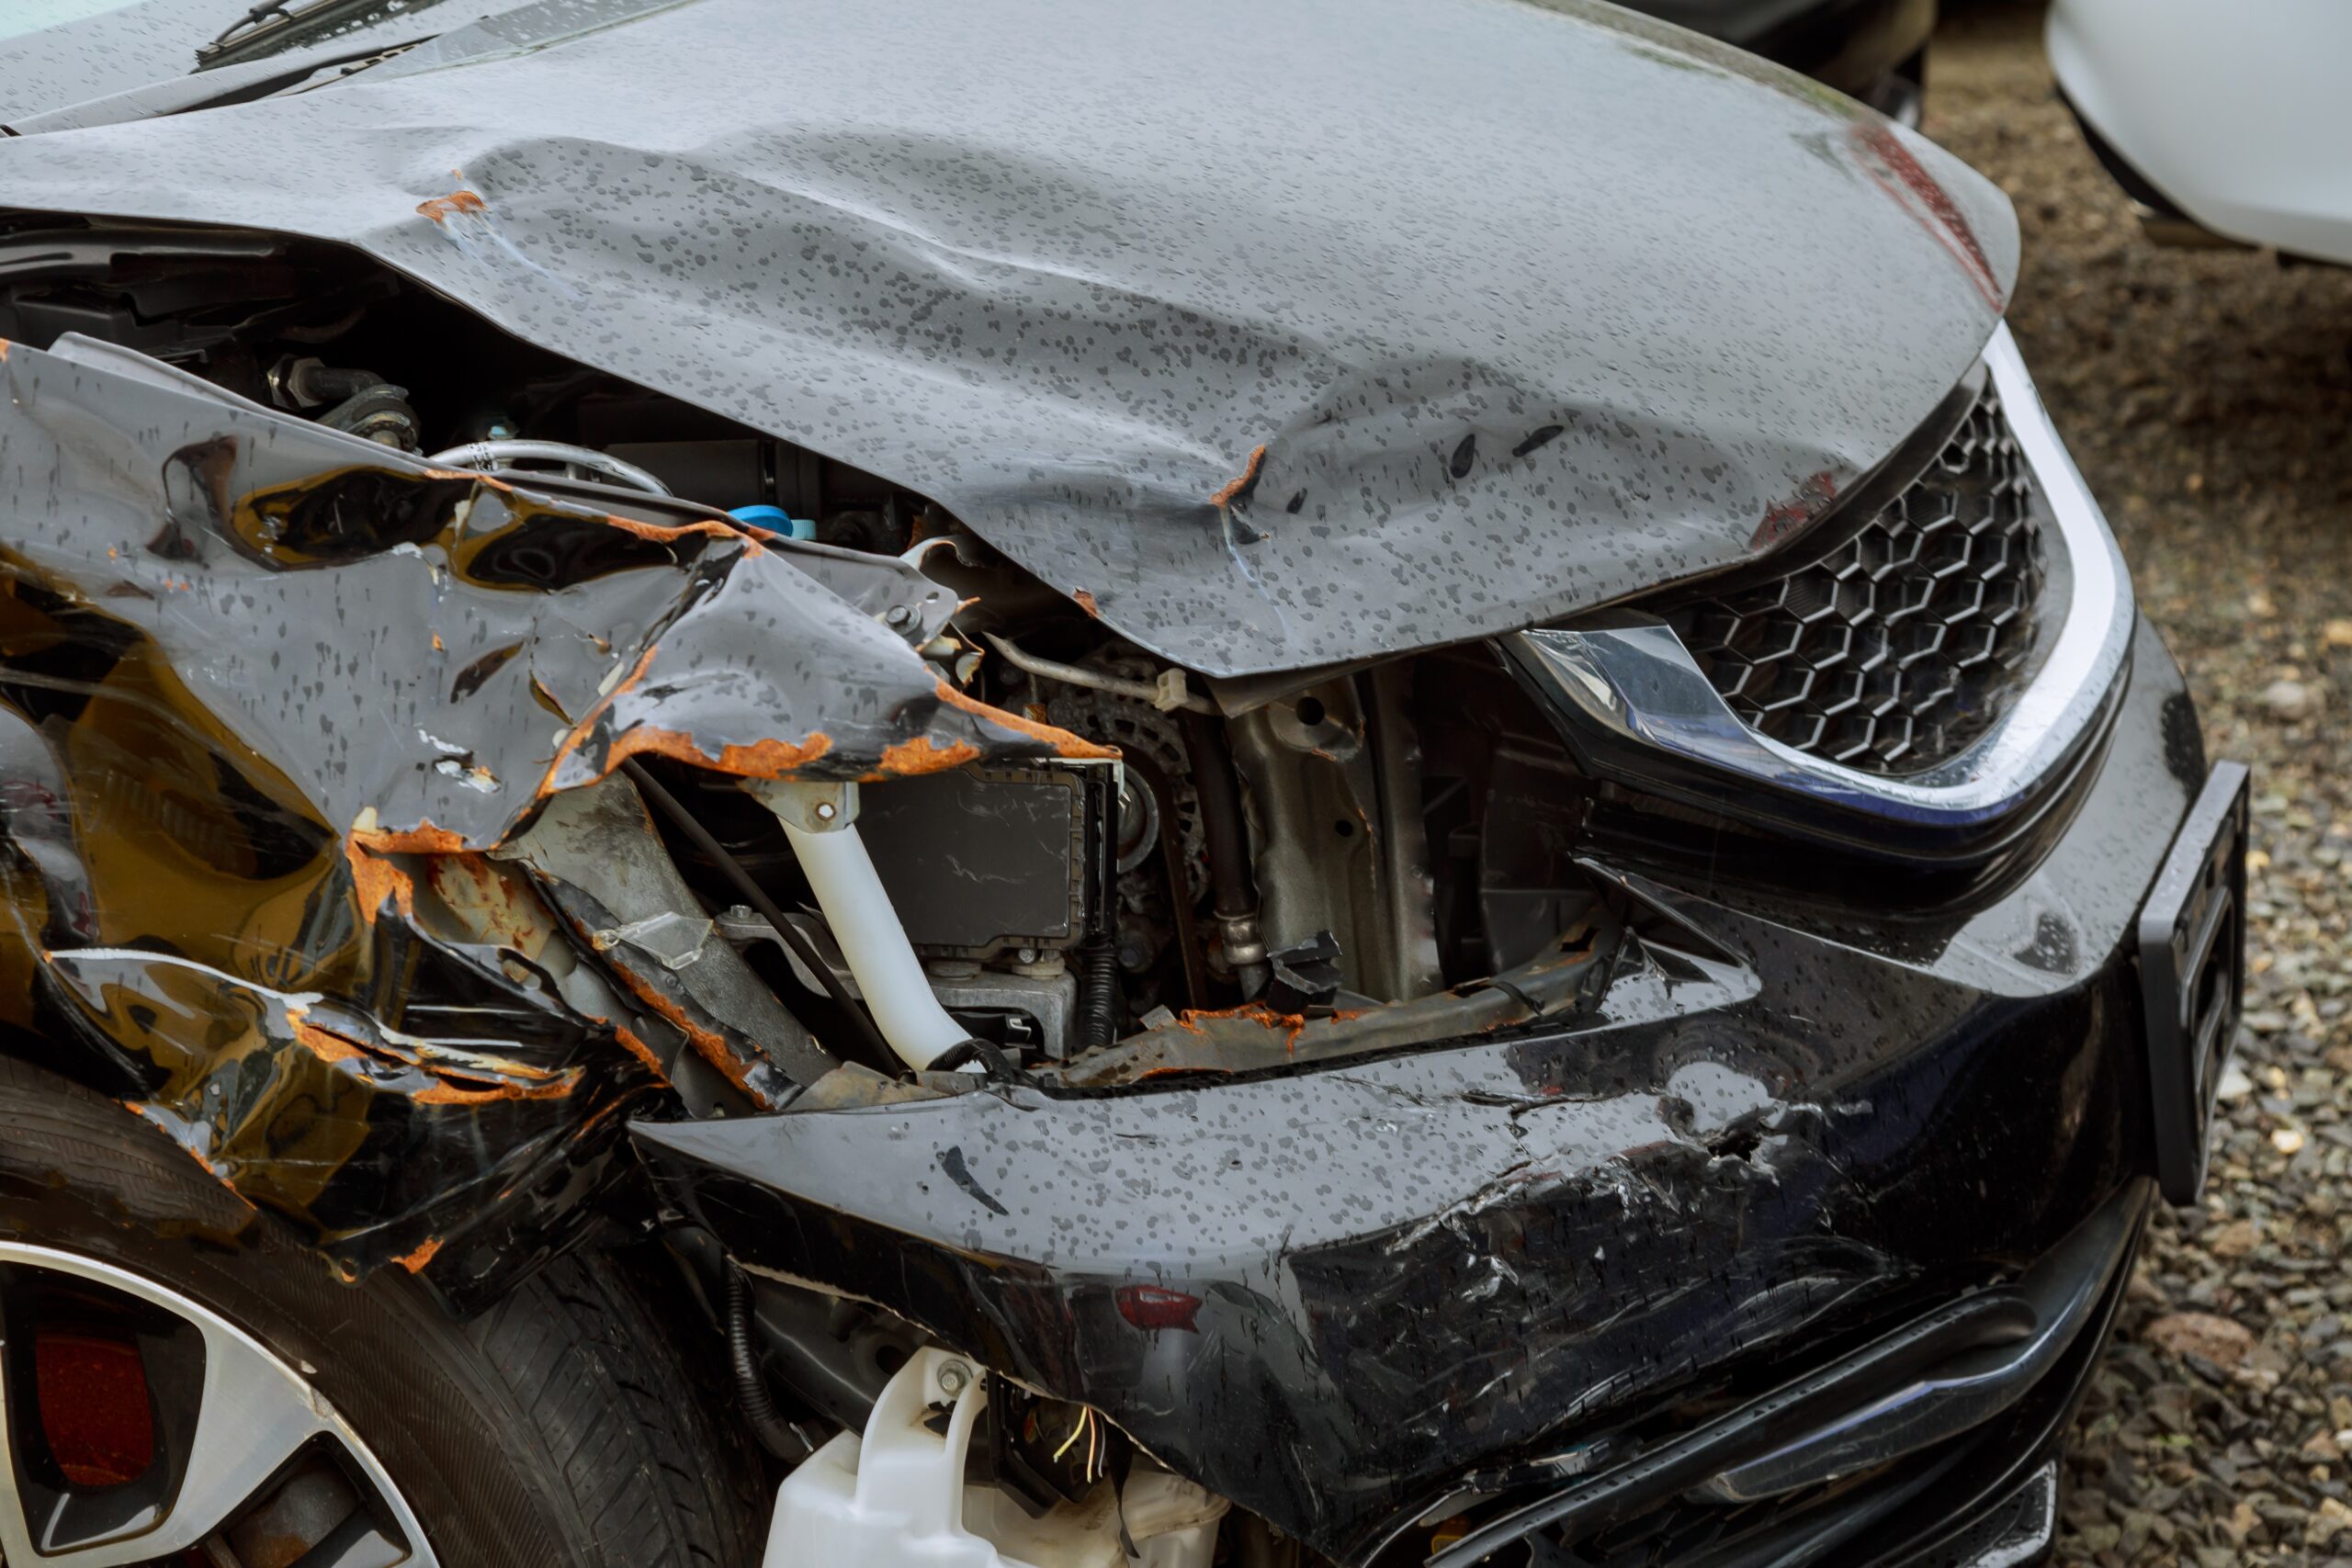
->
{"left": 0, "top": 0, "right": 2248, "bottom": 1565}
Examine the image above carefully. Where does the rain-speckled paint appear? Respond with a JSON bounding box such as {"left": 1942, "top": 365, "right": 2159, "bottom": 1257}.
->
{"left": 0, "top": 0, "right": 2015, "bottom": 674}
{"left": 643, "top": 620, "right": 2199, "bottom": 1560}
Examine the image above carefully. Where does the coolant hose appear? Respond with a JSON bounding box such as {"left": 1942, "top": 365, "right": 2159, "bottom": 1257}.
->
{"left": 618, "top": 758, "right": 876, "bottom": 1074}
{"left": 775, "top": 817, "right": 969, "bottom": 1069}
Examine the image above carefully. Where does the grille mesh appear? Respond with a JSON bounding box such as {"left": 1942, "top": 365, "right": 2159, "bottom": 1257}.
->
{"left": 1668, "top": 387, "right": 2045, "bottom": 774}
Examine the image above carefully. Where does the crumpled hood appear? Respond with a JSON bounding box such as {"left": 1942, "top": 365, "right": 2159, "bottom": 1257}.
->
{"left": 0, "top": 0, "right": 2015, "bottom": 676}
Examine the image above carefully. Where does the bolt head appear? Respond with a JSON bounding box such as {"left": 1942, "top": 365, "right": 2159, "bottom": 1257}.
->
{"left": 937, "top": 1361, "right": 974, "bottom": 1396}
{"left": 886, "top": 604, "right": 913, "bottom": 626}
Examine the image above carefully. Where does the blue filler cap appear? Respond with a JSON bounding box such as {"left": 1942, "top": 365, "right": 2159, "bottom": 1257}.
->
{"left": 729, "top": 504, "right": 815, "bottom": 540}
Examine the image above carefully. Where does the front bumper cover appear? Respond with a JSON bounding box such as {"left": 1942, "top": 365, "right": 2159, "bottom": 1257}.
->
{"left": 636, "top": 615, "right": 2210, "bottom": 1562}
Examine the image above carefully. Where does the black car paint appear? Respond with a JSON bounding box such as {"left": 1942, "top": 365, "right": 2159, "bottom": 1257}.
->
{"left": 0, "top": 0, "right": 2210, "bottom": 1558}
{"left": 0, "top": 333, "right": 1105, "bottom": 1303}
{"left": 638, "top": 617, "right": 2197, "bottom": 1562}
{"left": 0, "top": 0, "right": 2012, "bottom": 678}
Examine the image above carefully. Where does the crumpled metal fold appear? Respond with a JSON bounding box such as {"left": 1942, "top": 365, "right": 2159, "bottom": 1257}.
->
{"left": 0, "top": 333, "right": 1096, "bottom": 1299}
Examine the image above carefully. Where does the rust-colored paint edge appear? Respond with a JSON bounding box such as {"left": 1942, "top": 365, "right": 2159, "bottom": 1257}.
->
{"left": 873, "top": 734, "right": 982, "bottom": 776}
{"left": 932, "top": 680, "right": 1118, "bottom": 760}
{"left": 416, "top": 189, "right": 487, "bottom": 224}
{"left": 597, "top": 940, "right": 775, "bottom": 1110}
{"left": 1210, "top": 444, "right": 1269, "bottom": 509}
{"left": 597, "top": 510, "right": 766, "bottom": 555}
{"left": 343, "top": 820, "right": 472, "bottom": 923}
{"left": 393, "top": 1236, "right": 444, "bottom": 1272}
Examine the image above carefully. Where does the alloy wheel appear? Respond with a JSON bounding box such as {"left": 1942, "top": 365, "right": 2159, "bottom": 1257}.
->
{"left": 0, "top": 1243, "right": 436, "bottom": 1567}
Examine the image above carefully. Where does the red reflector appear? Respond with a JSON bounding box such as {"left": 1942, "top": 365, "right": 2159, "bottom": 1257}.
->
{"left": 34, "top": 1331, "right": 155, "bottom": 1488}
{"left": 1114, "top": 1284, "right": 1201, "bottom": 1333}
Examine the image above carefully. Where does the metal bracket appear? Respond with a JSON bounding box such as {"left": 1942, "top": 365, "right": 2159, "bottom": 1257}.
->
{"left": 749, "top": 778, "right": 859, "bottom": 833}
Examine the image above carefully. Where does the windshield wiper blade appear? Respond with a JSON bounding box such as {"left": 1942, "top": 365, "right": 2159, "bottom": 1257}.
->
{"left": 197, "top": 0, "right": 435, "bottom": 71}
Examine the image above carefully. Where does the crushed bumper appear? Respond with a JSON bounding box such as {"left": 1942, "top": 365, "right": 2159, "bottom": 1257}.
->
{"left": 635, "top": 616, "right": 2219, "bottom": 1563}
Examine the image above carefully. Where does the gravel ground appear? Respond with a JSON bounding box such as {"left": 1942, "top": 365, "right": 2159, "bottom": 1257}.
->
{"left": 1925, "top": 6, "right": 2352, "bottom": 1562}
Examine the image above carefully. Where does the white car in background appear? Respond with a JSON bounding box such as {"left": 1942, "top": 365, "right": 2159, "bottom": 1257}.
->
{"left": 2049, "top": 0, "right": 2352, "bottom": 265}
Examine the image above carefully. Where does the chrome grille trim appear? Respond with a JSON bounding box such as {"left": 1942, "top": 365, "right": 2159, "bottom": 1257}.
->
{"left": 1667, "top": 382, "right": 2044, "bottom": 773}
{"left": 1509, "top": 324, "right": 2135, "bottom": 833}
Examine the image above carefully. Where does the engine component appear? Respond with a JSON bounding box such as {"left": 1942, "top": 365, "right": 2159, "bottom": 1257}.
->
{"left": 315, "top": 381, "right": 418, "bottom": 449}
{"left": 1263, "top": 931, "right": 1343, "bottom": 1017}
{"left": 1041, "top": 682, "right": 1210, "bottom": 991}
{"left": 1178, "top": 709, "right": 1268, "bottom": 994}
{"left": 927, "top": 965, "right": 1081, "bottom": 1059}
{"left": 854, "top": 765, "right": 1119, "bottom": 962}
{"left": 983, "top": 631, "right": 1213, "bottom": 715}
{"left": 764, "top": 1349, "right": 1226, "bottom": 1568}
{"left": 615, "top": 760, "right": 885, "bottom": 1074}
{"left": 267, "top": 354, "right": 387, "bottom": 409}
{"left": 749, "top": 779, "right": 970, "bottom": 1070}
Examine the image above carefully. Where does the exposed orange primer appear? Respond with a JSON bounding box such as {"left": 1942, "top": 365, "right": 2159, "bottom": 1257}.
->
{"left": 608, "top": 1022, "right": 673, "bottom": 1081}
{"left": 1072, "top": 589, "right": 1101, "bottom": 618}
{"left": 605, "top": 725, "right": 834, "bottom": 782}
{"left": 292, "top": 1017, "right": 368, "bottom": 1066}
{"left": 432, "top": 632, "right": 445, "bottom": 651}
{"left": 410, "top": 1076, "right": 573, "bottom": 1106}
{"left": 295, "top": 1005, "right": 571, "bottom": 1104}
{"left": 876, "top": 734, "right": 982, "bottom": 776}
{"left": 351, "top": 822, "right": 469, "bottom": 855}
{"left": 423, "top": 465, "right": 514, "bottom": 489}
{"left": 601, "top": 950, "right": 774, "bottom": 1108}
{"left": 599, "top": 510, "right": 765, "bottom": 556}
{"left": 1751, "top": 470, "right": 1839, "bottom": 551}
{"left": 343, "top": 840, "right": 415, "bottom": 922}
{"left": 416, "top": 189, "right": 487, "bottom": 223}
{"left": 424, "top": 853, "right": 551, "bottom": 951}
{"left": 344, "top": 821, "right": 470, "bottom": 923}
{"left": 535, "top": 642, "right": 663, "bottom": 796}
{"left": 0, "top": 338, "right": 10, "bottom": 359}
{"left": 394, "top": 1237, "right": 444, "bottom": 1272}
{"left": 1175, "top": 1002, "right": 1312, "bottom": 1052}
{"left": 933, "top": 681, "right": 1118, "bottom": 760}
{"left": 1210, "top": 444, "right": 1268, "bottom": 508}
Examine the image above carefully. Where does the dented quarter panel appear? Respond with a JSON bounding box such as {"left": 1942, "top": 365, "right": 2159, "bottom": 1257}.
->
{"left": 636, "top": 619, "right": 2196, "bottom": 1561}
{"left": 0, "top": 0, "right": 2013, "bottom": 676}
{"left": 0, "top": 333, "right": 1090, "bottom": 1299}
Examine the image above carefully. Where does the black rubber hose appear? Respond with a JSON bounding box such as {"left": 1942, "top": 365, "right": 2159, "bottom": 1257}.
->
{"left": 1079, "top": 932, "right": 1118, "bottom": 1049}
{"left": 619, "top": 758, "right": 884, "bottom": 1074}
{"left": 725, "top": 1262, "right": 812, "bottom": 1462}
{"left": 1177, "top": 709, "right": 1267, "bottom": 993}
{"left": 1177, "top": 712, "right": 1257, "bottom": 927}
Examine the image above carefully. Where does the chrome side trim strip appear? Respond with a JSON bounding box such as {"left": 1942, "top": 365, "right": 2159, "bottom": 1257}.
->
{"left": 1510, "top": 322, "right": 2134, "bottom": 831}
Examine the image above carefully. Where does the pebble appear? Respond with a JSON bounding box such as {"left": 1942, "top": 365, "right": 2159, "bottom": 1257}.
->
{"left": 1931, "top": 7, "right": 2352, "bottom": 1560}
{"left": 2265, "top": 681, "right": 2321, "bottom": 721}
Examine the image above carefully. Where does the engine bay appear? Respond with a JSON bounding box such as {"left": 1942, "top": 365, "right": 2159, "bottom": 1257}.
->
{"left": 0, "top": 215, "right": 1636, "bottom": 1086}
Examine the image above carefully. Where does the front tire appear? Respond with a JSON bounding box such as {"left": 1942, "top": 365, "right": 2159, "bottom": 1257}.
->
{"left": 0, "top": 1053, "right": 765, "bottom": 1566}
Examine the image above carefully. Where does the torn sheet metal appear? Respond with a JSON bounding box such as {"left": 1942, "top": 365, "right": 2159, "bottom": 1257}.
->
{"left": 638, "top": 910, "right": 2140, "bottom": 1562}
{"left": 0, "top": 332, "right": 1091, "bottom": 1295}
{"left": 0, "top": 0, "right": 2015, "bottom": 676}
{"left": 637, "top": 625, "right": 2199, "bottom": 1561}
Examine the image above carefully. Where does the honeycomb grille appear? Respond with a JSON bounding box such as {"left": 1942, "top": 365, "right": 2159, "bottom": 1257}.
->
{"left": 1668, "top": 387, "right": 2046, "bottom": 774}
